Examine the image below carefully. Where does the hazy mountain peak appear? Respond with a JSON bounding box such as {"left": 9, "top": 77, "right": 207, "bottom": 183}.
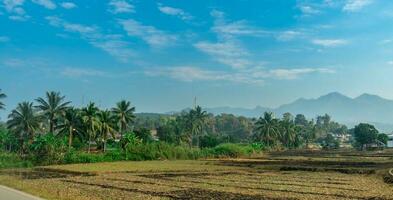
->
{"left": 355, "top": 93, "right": 383, "bottom": 101}
{"left": 318, "top": 92, "right": 349, "bottom": 100}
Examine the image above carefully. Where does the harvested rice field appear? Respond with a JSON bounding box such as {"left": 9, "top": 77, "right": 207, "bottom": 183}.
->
{"left": 1, "top": 150, "right": 392, "bottom": 200}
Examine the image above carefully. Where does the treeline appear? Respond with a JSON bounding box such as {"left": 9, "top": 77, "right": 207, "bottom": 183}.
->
{"left": 0, "top": 89, "right": 390, "bottom": 167}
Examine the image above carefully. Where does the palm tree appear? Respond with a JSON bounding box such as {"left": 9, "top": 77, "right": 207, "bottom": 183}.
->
{"left": 36, "top": 91, "right": 71, "bottom": 133}
{"left": 0, "top": 89, "right": 6, "bottom": 110}
{"left": 7, "top": 102, "right": 41, "bottom": 146}
{"left": 280, "top": 120, "right": 297, "bottom": 148}
{"left": 186, "top": 106, "right": 208, "bottom": 147}
{"left": 81, "top": 102, "right": 100, "bottom": 153}
{"left": 97, "top": 110, "right": 117, "bottom": 152}
{"left": 111, "top": 100, "right": 135, "bottom": 139}
{"left": 57, "top": 108, "right": 81, "bottom": 149}
{"left": 254, "top": 112, "right": 280, "bottom": 146}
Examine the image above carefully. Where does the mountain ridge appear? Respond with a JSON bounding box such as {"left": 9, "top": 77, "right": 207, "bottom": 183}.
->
{"left": 203, "top": 92, "right": 393, "bottom": 132}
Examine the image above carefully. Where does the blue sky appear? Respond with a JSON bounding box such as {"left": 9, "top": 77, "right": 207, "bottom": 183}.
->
{"left": 1, "top": 0, "right": 393, "bottom": 117}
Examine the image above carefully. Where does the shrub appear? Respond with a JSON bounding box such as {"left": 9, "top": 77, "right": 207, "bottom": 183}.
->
{"left": 0, "top": 153, "right": 32, "bottom": 169}
{"left": 28, "top": 133, "right": 68, "bottom": 165}
{"left": 210, "top": 143, "right": 254, "bottom": 158}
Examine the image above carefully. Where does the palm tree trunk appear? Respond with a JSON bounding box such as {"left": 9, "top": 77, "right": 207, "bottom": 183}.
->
{"left": 68, "top": 126, "right": 73, "bottom": 149}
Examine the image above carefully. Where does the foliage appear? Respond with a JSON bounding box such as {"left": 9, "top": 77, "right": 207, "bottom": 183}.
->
{"left": 0, "top": 152, "right": 32, "bottom": 169}
{"left": 353, "top": 123, "right": 379, "bottom": 150}
{"left": 199, "top": 134, "right": 222, "bottom": 148}
{"left": 209, "top": 143, "right": 255, "bottom": 158}
{"left": 377, "top": 133, "right": 389, "bottom": 145}
{"left": 0, "top": 89, "right": 6, "bottom": 110}
{"left": 134, "top": 128, "right": 154, "bottom": 143}
{"left": 120, "top": 132, "right": 142, "bottom": 150}
{"left": 28, "top": 133, "right": 68, "bottom": 165}
{"left": 112, "top": 100, "right": 135, "bottom": 138}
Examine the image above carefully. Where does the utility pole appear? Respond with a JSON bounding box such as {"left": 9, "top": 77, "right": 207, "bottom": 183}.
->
{"left": 193, "top": 96, "right": 197, "bottom": 109}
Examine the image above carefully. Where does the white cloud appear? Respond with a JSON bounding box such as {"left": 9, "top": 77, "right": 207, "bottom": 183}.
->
{"left": 276, "top": 31, "right": 302, "bottom": 41}
{"left": 0, "top": 36, "right": 10, "bottom": 42}
{"left": 31, "top": 0, "right": 56, "bottom": 9}
{"left": 312, "top": 39, "right": 348, "bottom": 47}
{"left": 210, "top": 10, "right": 268, "bottom": 39}
{"left": 46, "top": 16, "right": 133, "bottom": 62}
{"left": 268, "top": 68, "right": 335, "bottom": 80}
{"left": 194, "top": 41, "right": 251, "bottom": 69}
{"left": 119, "top": 19, "right": 177, "bottom": 47}
{"left": 146, "top": 66, "right": 335, "bottom": 85}
{"left": 158, "top": 4, "right": 193, "bottom": 21}
{"left": 299, "top": 5, "right": 320, "bottom": 15}
{"left": 60, "top": 2, "right": 76, "bottom": 9}
{"left": 108, "top": 0, "right": 134, "bottom": 14}
{"left": 343, "top": 0, "right": 373, "bottom": 12}
{"left": 387, "top": 61, "right": 393, "bottom": 65}
{"left": 2, "top": 0, "right": 29, "bottom": 21}
{"left": 61, "top": 67, "right": 107, "bottom": 78}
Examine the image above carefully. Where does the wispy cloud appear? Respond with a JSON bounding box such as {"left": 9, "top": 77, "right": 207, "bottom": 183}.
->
{"left": 157, "top": 4, "right": 193, "bottom": 21}
{"left": 31, "top": 0, "right": 56, "bottom": 9}
{"left": 108, "top": 0, "right": 134, "bottom": 14}
{"left": 194, "top": 41, "right": 251, "bottom": 69}
{"left": 299, "top": 5, "right": 320, "bottom": 15}
{"left": 60, "top": 2, "right": 76, "bottom": 9}
{"left": 146, "top": 66, "right": 335, "bottom": 85}
{"left": 268, "top": 68, "right": 335, "bottom": 80}
{"left": 312, "top": 39, "right": 348, "bottom": 47}
{"left": 46, "top": 16, "right": 133, "bottom": 62}
{"left": 343, "top": 0, "right": 373, "bottom": 12}
{"left": 211, "top": 10, "right": 268, "bottom": 39}
{"left": 61, "top": 67, "right": 108, "bottom": 78}
{"left": 119, "top": 19, "right": 177, "bottom": 47}
{"left": 276, "top": 31, "right": 303, "bottom": 41}
{"left": 2, "top": 0, "right": 29, "bottom": 21}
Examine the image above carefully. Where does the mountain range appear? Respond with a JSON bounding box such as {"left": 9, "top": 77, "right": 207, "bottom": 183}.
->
{"left": 204, "top": 92, "right": 393, "bottom": 132}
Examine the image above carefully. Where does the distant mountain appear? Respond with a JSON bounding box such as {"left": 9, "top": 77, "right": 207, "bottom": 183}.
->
{"left": 203, "top": 92, "right": 393, "bottom": 132}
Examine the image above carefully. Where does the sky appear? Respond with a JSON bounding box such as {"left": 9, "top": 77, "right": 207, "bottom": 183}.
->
{"left": 1, "top": 0, "right": 393, "bottom": 118}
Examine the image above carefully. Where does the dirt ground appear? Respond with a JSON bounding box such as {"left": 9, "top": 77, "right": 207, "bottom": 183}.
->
{"left": 0, "top": 150, "right": 392, "bottom": 200}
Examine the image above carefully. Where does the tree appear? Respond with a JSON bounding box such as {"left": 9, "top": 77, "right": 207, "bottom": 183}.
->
{"left": 81, "top": 102, "right": 100, "bottom": 153}
{"left": 302, "top": 121, "right": 317, "bottom": 148}
{"left": 36, "top": 91, "right": 71, "bottom": 133}
{"left": 0, "top": 89, "right": 6, "bottom": 110}
{"left": 97, "top": 110, "right": 117, "bottom": 152}
{"left": 112, "top": 100, "right": 135, "bottom": 139}
{"left": 294, "top": 114, "right": 308, "bottom": 126}
{"left": 57, "top": 108, "right": 81, "bottom": 149}
{"left": 7, "top": 102, "right": 41, "bottom": 147}
{"left": 377, "top": 133, "right": 389, "bottom": 145}
{"left": 254, "top": 112, "right": 280, "bottom": 146}
{"left": 185, "top": 106, "right": 208, "bottom": 147}
{"left": 354, "top": 123, "right": 379, "bottom": 150}
{"left": 280, "top": 119, "right": 297, "bottom": 148}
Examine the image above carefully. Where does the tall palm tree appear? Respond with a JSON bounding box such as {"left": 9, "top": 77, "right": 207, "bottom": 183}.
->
{"left": 280, "top": 120, "right": 297, "bottom": 148}
{"left": 0, "top": 89, "right": 6, "bottom": 110}
{"left": 7, "top": 102, "right": 41, "bottom": 145}
{"left": 81, "top": 102, "right": 100, "bottom": 153}
{"left": 97, "top": 110, "right": 116, "bottom": 152}
{"left": 36, "top": 91, "right": 71, "bottom": 133}
{"left": 186, "top": 106, "right": 208, "bottom": 147}
{"left": 57, "top": 108, "right": 81, "bottom": 149}
{"left": 255, "top": 112, "right": 280, "bottom": 146}
{"left": 111, "top": 100, "right": 135, "bottom": 139}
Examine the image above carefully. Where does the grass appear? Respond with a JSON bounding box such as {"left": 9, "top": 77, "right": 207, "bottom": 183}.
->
{"left": 0, "top": 150, "right": 392, "bottom": 200}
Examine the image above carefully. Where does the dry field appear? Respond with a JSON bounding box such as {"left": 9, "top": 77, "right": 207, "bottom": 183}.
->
{"left": 0, "top": 150, "right": 392, "bottom": 200}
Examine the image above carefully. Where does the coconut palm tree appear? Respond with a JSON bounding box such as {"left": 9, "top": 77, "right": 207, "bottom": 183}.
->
{"left": 81, "top": 102, "right": 100, "bottom": 153}
{"left": 186, "top": 106, "right": 208, "bottom": 147}
{"left": 97, "top": 110, "right": 116, "bottom": 152}
{"left": 0, "top": 89, "right": 6, "bottom": 110}
{"left": 111, "top": 100, "right": 135, "bottom": 139}
{"left": 254, "top": 112, "right": 280, "bottom": 146}
{"left": 280, "top": 120, "right": 297, "bottom": 148}
{"left": 57, "top": 108, "right": 81, "bottom": 149}
{"left": 7, "top": 102, "right": 41, "bottom": 146}
{"left": 35, "top": 91, "right": 71, "bottom": 133}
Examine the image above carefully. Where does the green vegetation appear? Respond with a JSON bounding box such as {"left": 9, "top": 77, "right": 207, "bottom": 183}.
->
{"left": 0, "top": 89, "right": 391, "bottom": 168}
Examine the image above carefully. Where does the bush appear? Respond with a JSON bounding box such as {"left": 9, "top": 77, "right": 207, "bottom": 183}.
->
{"left": 28, "top": 133, "right": 68, "bottom": 165}
{"left": 210, "top": 143, "right": 255, "bottom": 158}
{"left": 0, "top": 153, "right": 32, "bottom": 169}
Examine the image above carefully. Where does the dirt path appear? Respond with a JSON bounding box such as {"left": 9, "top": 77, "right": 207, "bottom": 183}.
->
{"left": 0, "top": 185, "right": 43, "bottom": 200}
